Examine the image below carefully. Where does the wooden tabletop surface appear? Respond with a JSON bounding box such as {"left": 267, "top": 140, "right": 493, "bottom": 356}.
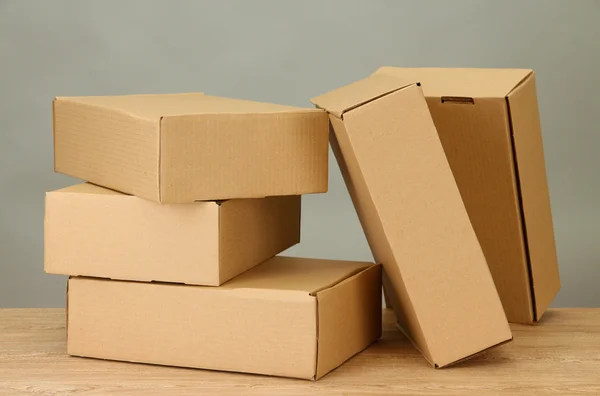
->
{"left": 1, "top": 308, "right": 599, "bottom": 395}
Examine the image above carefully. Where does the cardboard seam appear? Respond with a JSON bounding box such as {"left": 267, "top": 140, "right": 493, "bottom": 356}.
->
{"left": 313, "top": 265, "right": 378, "bottom": 379}
{"left": 397, "top": 319, "right": 513, "bottom": 368}
{"left": 316, "top": 83, "right": 417, "bottom": 119}
{"left": 438, "top": 336, "right": 513, "bottom": 369}
{"left": 217, "top": 201, "right": 223, "bottom": 284}
{"left": 506, "top": 70, "right": 534, "bottom": 97}
{"left": 505, "top": 96, "right": 537, "bottom": 322}
{"left": 313, "top": 295, "right": 319, "bottom": 380}
{"left": 393, "top": 320, "right": 436, "bottom": 367}
{"left": 297, "top": 196, "right": 302, "bottom": 245}
{"left": 309, "top": 266, "right": 370, "bottom": 296}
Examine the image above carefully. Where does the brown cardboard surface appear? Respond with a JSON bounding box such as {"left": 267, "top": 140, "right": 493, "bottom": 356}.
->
{"left": 375, "top": 67, "right": 531, "bottom": 98}
{"left": 507, "top": 74, "right": 561, "bottom": 318}
{"left": 374, "top": 67, "right": 560, "bottom": 323}
{"left": 316, "top": 264, "right": 382, "bottom": 378}
{"left": 45, "top": 183, "right": 300, "bottom": 286}
{"left": 53, "top": 93, "right": 329, "bottom": 203}
{"left": 311, "top": 75, "right": 512, "bottom": 368}
{"left": 67, "top": 257, "right": 381, "bottom": 380}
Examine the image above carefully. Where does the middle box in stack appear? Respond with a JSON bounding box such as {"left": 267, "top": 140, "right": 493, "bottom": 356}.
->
{"left": 44, "top": 93, "right": 383, "bottom": 379}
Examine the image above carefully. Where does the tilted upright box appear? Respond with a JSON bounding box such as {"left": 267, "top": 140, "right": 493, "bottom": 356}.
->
{"left": 311, "top": 74, "right": 512, "bottom": 367}
{"left": 53, "top": 93, "right": 329, "bottom": 203}
{"left": 374, "top": 67, "right": 561, "bottom": 324}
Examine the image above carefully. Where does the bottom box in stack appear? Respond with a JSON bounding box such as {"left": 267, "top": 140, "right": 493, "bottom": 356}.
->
{"left": 66, "top": 256, "right": 382, "bottom": 380}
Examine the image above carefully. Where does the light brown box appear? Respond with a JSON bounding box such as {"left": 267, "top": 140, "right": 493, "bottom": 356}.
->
{"left": 374, "top": 67, "right": 561, "bottom": 324}
{"left": 311, "top": 74, "right": 512, "bottom": 368}
{"left": 67, "top": 256, "right": 382, "bottom": 380}
{"left": 45, "top": 183, "right": 300, "bottom": 286}
{"left": 53, "top": 93, "right": 329, "bottom": 203}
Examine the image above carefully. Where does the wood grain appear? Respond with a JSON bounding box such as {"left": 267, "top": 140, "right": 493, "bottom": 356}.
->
{"left": 1, "top": 308, "right": 599, "bottom": 395}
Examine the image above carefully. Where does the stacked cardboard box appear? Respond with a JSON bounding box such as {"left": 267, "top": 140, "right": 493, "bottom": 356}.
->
{"left": 45, "top": 68, "right": 559, "bottom": 378}
{"left": 45, "top": 93, "right": 382, "bottom": 380}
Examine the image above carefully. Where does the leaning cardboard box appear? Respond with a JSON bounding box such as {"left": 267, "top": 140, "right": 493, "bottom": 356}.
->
{"left": 53, "top": 93, "right": 329, "bottom": 203}
{"left": 374, "top": 67, "right": 561, "bottom": 324}
{"left": 66, "top": 256, "right": 382, "bottom": 380}
{"left": 311, "top": 74, "right": 512, "bottom": 368}
{"left": 45, "top": 183, "right": 300, "bottom": 286}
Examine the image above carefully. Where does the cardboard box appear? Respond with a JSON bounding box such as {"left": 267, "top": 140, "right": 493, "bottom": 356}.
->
{"left": 311, "top": 74, "right": 512, "bottom": 368}
{"left": 374, "top": 67, "right": 561, "bottom": 324}
{"left": 53, "top": 93, "right": 329, "bottom": 203}
{"left": 45, "top": 183, "right": 300, "bottom": 286}
{"left": 67, "top": 256, "right": 382, "bottom": 380}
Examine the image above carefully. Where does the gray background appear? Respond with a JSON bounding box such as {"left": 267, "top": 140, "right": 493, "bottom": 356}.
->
{"left": 1, "top": 0, "right": 598, "bottom": 308}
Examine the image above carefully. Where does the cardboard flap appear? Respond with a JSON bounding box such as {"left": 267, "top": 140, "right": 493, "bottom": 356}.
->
{"left": 310, "top": 74, "right": 416, "bottom": 118}
{"left": 220, "top": 256, "right": 372, "bottom": 294}
{"left": 54, "top": 93, "right": 204, "bottom": 121}
{"left": 507, "top": 73, "right": 561, "bottom": 319}
{"left": 374, "top": 67, "right": 533, "bottom": 98}
{"left": 315, "top": 265, "right": 382, "bottom": 379}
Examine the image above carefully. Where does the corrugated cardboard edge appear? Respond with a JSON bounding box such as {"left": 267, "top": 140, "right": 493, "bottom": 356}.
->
{"left": 392, "top": 321, "right": 512, "bottom": 368}
{"left": 435, "top": 336, "right": 513, "bottom": 369}
{"left": 314, "top": 264, "right": 382, "bottom": 380}
{"left": 506, "top": 72, "right": 561, "bottom": 321}
{"left": 310, "top": 74, "right": 417, "bottom": 119}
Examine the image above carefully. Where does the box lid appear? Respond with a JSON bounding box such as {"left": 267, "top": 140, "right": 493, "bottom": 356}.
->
{"left": 311, "top": 74, "right": 512, "bottom": 367}
{"left": 375, "top": 67, "right": 532, "bottom": 98}
{"left": 55, "top": 93, "right": 320, "bottom": 121}
{"left": 221, "top": 256, "right": 372, "bottom": 295}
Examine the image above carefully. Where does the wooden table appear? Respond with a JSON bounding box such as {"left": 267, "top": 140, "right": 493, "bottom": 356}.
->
{"left": 1, "top": 309, "right": 599, "bottom": 395}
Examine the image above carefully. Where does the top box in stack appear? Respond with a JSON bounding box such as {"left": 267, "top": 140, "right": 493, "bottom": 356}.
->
{"left": 48, "top": 93, "right": 330, "bottom": 286}
{"left": 52, "top": 93, "right": 329, "bottom": 203}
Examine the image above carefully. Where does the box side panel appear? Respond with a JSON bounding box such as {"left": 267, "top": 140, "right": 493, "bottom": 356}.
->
{"left": 425, "top": 97, "right": 534, "bottom": 324}
{"left": 343, "top": 85, "right": 512, "bottom": 367}
{"left": 218, "top": 196, "right": 301, "bottom": 284}
{"left": 45, "top": 189, "right": 221, "bottom": 285}
{"left": 159, "top": 112, "right": 329, "bottom": 203}
{"left": 315, "top": 265, "right": 382, "bottom": 379}
{"left": 329, "top": 116, "right": 433, "bottom": 362}
{"left": 507, "top": 74, "right": 561, "bottom": 319}
{"left": 53, "top": 99, "right": 160, "bottom": 201}
{"left": 67, "top": 278, "right": 317, "bottom": 380}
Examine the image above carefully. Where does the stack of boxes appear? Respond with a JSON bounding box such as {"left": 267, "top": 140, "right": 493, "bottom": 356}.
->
{"left": 45, "top": 93, "right": 382, "bottom": 380}
{"left": 45, "top": 67, "right": 561, "bottom": 379}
